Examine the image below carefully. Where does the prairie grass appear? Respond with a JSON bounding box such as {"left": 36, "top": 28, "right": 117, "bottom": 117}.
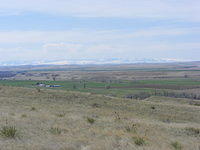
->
{"left": 0, "top": 126, "right": 18, "bottom": 138}
{"left": 171, "top": 141, "right": 182, "bottom": 150}
{"left": 0, "top": 86, "right": 199, "bottom": 150}
{"left": 132, "top": 136, "right": 146, "bottom": 146}
{"left": 49, "top": 127, "right": 62, "bottom": 135}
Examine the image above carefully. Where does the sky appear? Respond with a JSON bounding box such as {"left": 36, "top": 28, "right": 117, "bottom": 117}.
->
{"left": 0, "top": 0, "right": 200, "bottom": 64}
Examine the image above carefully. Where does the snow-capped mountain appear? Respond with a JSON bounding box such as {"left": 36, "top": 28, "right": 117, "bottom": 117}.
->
{"left": 0, "top": 58, "right": 192, "bottom": 66}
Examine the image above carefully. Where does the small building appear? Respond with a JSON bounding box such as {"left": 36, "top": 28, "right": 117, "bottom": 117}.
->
{"left": 36, "top": 83, "right": 46, "bottom": 87}
{"left": 49, "top": 85, "right": 61, "bottom": 88}
{"left": 36, "top": 83, "right": 61, "bottom": 88}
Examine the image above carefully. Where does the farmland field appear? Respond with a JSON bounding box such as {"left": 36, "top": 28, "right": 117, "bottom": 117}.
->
{"left": 0, "top": 78, "right": 200, "bottom": 98}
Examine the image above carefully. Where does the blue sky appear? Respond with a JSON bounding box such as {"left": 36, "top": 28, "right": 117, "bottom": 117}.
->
{"left": 0, "top": 0, "right": 200, "bottom": 64}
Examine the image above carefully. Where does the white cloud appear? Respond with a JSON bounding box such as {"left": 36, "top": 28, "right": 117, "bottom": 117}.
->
{"left": 0, "top": 0, "right": 199, "bottom": 21}
{"left": 0, "top": 40, "right": 200, "bottom": 62}
{"left": 0, "top": 0, "right": 199, "bottom": 64}
{"left": 0, "top": 27, "right": 199, "bottom": 62}
{"left": 42, "top": 43, "right": 83, "bottom": 51}
{"left": 0, "top": 27, "right": 199, "bottom": 44}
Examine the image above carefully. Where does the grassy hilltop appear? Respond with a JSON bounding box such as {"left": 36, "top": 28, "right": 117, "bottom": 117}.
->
{"left": 0, "top": 86, "right": 199, "bottom": 150}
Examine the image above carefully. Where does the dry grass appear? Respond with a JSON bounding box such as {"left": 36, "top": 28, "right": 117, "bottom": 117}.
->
{"left": 0, "top": 86, "right": 199, "bottom": 150}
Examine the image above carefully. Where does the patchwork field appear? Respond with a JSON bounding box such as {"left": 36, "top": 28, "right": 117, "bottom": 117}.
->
{"left": 0, "top": 79, "right": 200, "bottom": 99}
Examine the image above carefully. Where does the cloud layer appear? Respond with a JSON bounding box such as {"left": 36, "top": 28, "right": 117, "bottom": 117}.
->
{"left": 0, "top": 0, "right": 200, "bottom": 21}
{"left": 0, "top": 0, "right": 199, "bottom": 64}
{"left": 0, "top": 27, "right": 199, "bottom": 61}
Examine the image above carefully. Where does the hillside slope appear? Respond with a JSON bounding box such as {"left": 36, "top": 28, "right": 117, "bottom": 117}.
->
{"left": 0, "top": 86, "right": 199, "bottom": 150}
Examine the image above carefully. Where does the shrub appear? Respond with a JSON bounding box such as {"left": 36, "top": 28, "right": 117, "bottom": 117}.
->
{"left": 0, "top": 126, "right": 18, "bottom": 138}
{"left": 185, "top": 127, "right": 200, "bottom": 136}
{"left": 125, "top": 92, "right": 151, "bottom": 100}
{"left": 189, "top": 101, "right": 200, "bottom": 106}
{"left": 21, "top": 114, "right": 27, "bottom": 118}
{"left": 31, "top": 107, "right": 36, "bottom": 111}
{"left": 125, "top": 126, "right": 131, "bottom": 132}
{"left": 171, "top": 141, "right": 182, "bottom": 150}
{"left": 193, "top": 103, "right": 200, "bottom": 106}
{"left": 36, "top": 88, "right": 41, "bottom": 92}
{"left": 73, "top": 85, "right": 76, "bottom": 89}
{"left": 56, "top": 113, "right": 65, "bottom": 117}
{"left": 162, "top": 118, "right": 171, "bottom": 123}
{"left": 10, "top": 113, "right": 15, "bottom": 116}
{"left": 87, "top": 117, "right": 95, "bottom": 124}
{"left": 49, "top": 127, "right": 62, "bottom": 135}
{"left": 126, "top": 90, "right": 200, "bottom": 100}
{"left": 132, "top": 136, "right": 146, "bottom": 146}
{"left": 114, "top": 112, "right": 121, "bottom": 120}
{"left": 125, "top": 124, "right": 138, "bottom": 133}
{"left": 92, "top": 103, "right": 101, "bottom": 108}
{"left": 83, "top": 83, "right": 86, "bottom": 88}
{"left": 105, "top": 85, "right": 111, "bottom": 89}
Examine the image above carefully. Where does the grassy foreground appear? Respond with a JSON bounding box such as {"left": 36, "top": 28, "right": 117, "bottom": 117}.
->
{"left": 0, "top": 86, "right": 199, "bottom": 150}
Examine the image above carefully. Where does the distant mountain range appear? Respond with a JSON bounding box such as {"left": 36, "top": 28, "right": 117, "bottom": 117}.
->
{"left": 0, "top": 58, "right": 193, "bottom": 66}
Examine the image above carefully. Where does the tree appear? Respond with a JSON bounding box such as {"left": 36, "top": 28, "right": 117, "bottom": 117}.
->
{"left": 52, "top": 74, "right": 59, "bottom": 81}
{"left": 105, "top": 85, "right": 111, "bottom": 89}
{"left": 73, "top": 84, "right": 76, "bottom": 89}
{"left": 83, "top": 83, "right": 86, "bottom": 89}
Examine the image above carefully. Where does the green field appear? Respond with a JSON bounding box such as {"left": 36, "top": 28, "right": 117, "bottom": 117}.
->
{"left": 0, "top": 80, "right": 153, "bottom": 97}
{"left": 138, "top": 79, "right": 200, "bottom": 85}
{"left": 0, "top": 79, "right": 200, "bottom": 98}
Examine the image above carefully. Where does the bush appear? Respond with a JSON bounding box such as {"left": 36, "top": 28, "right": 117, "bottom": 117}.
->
{"left": 31, "top": 107, "right": 36, "bottom": 111}
{"left": 0, "top": 126, "right": 18, "bottom": 138}
{"left": 56, "top": 113, "right": 65, "bottom": 117}
{"left": 49, "top": 127, "right": 62, "bottom": 135}
{"left": 171, "top": 141, "right": 182, "bottom": 150}
{"left": 193, "top": 103, "right": 200, "bottom": 106}
{"left": 125, "top": 92, "right": 151, "bottom": 100}
{"left": 92, "top": 103, "right": 101, "bottom": 108}
{"left": 21, "top": 114, "right": 27, "bottom": 118}
{"left": 125, "top": 124, "right": 138, "bottom": 133}
{"left": 36, "top": 88, "right": 41, "bottom": 92}
{"left": 185, "top": 127, "right": 200, "bottom": 136}
{"left": 87, "top": 117, "right": 95, "bottom": 124}
{"left": 114, "top": 112, "right": 120, "bottom": 120}
{"left": 126, "top": 90, "right": 200, "bottom": 100}
{"left": 132, "top": 136, "right": 146, "bottom": 146}
{"left": 105, "top": 85, "right": 111, "bottom": 89}
{"left": 125, "top": 126, "right": 131, "bottom": 132}
{"left": 189, "top": 101, "right": 200, "bottom": 106}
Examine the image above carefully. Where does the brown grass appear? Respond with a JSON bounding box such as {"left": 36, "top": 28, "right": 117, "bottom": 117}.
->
{"left": 0, "top": 86, "right": 199, "bottom": 150}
